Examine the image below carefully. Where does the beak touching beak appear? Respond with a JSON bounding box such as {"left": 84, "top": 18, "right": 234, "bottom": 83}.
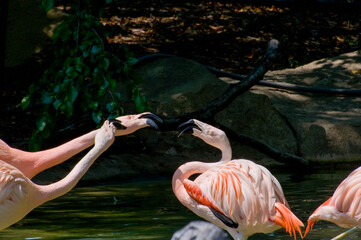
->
{"left": 111, "top": 112, "right": 163, "bottom": 136}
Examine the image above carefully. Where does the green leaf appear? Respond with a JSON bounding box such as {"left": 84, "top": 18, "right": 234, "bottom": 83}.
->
{"left": 113, "top": 92, "right": 121, "bottom": 101}
{"left": 28, "top": 84, "right": 36, "bottom": 95}
{"left": 92, "top": 111, "right": 102, "bottom": 124}
{"left": 134, "top": 92, "right": 146, "bottom": 112}
{"left": 41, "top": 92, "right": 53, "bottom": 104}
{"left": 83, "top": 50, "right": 89, "bottom": 58}
{"left": 64, "top": 101, "right": 73, "bottom": 119}
{"left": 53, "top": 85, "right": 60, "bottom": 93}
{"left": 100, "top": 57, "right": 110, "bottom": 70}
{"left": 42, "top": 0, "right": 54, "bottom": 12}
{"left": 37, "top": 117, "right": 47, "bottom": 132}
{"left": 91, "top": 45, "right": 101, "bottom": 55}
{"left": 21, "top": 96, "right": 31, "bottom": 110}
{"left": 106, "top": 102, "right": 116, "bottom": 112}
{"left": 109, "top": 78, "right": 117, "bottom": 90}
{"left": 123, "top": 64, "right": 130, "bottom": 75}
{"left": 89, "top": 101, "right": 98, "bottom": 109}
{"left": 83, "top": 65, "right": 91, "bottom": 76}
{"left": 53, "top": 99, "right": 61, "bottom": 109}
{"left": 105, "top": 0, "right": 113, "bottom": 4}
{"left": 69, "top": 85, "right": 79, "bottom": 103}
{"left": 127, "top": 57, "right": 138, "bottom": 66}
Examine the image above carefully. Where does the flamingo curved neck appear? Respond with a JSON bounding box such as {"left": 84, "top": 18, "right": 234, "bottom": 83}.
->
{"left": 33, "top": 144, "right": 106, "bottom": 207}
{"left": 172, "top": 161, "right": 221, "bottom": 208}
{"left": 220, "top": 144, "right": 232, "bottom": 162}
{"left": 1, "top": 130, "right": 99, "bottom": 179}
{"left": 29, "top": 130, "right": 99, "bottom": 178}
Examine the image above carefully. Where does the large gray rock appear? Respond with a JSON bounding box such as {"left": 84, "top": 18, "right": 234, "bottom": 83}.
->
{"left": 133, "top": 57, "right": 300, "bottom": 166}
{"left": 253, "top": 50, "right": 361, "bottom": 161}
{"left": 171, "top": 221, "right": 230, "bottom": 240}
{"left": 135, "top": 57, "right": 228, "bottom": 115}
{"left": 33, "top": 51, "right": 361, "bottom": 183}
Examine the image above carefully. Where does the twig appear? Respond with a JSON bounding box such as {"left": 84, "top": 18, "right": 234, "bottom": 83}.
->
{"left": 331, "top": 227, "right": 359, "bottom": 240}
{"left": 92, "top": 28, "right": 104, "bottom": 51}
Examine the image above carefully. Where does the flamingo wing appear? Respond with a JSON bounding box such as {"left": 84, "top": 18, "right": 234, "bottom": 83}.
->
{"left": 184, "top": 160, "right": 279, "bottom": 227}
{"left": 184, "top": 177, "right": 239, "bottom": 228}
{"left": 184, "top": 160, "right": 303, "bottom": 239}
{"left": 0, "top": 162, "right": 29, "bottom": 204}
{"left": 332, "top": 167, "right": 361, "bottom": 222}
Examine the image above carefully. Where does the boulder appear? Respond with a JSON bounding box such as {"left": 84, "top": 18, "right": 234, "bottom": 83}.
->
{"left": 171, "top": 221, "right": 230, "bottom": 240}
{"left": 33, "top": 51, "right": 361, "bottom": 183}
{"left": 253, "top": 50, "right": 361, "bottom": 161}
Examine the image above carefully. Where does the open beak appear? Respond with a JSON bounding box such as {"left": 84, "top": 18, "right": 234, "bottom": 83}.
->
{"left": 138, "top": 112, "right": 163, "bottom": 130}
{"left": 177, "top": 119, "right": 201, "bottom": 137}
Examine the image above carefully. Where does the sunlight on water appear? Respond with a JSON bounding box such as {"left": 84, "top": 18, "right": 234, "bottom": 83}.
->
{"left": 1, "top": 168, "right": 361, "bottom": 240}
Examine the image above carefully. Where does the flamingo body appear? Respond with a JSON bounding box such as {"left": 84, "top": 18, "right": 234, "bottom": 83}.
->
{"left": 0, "top": 161, "right": 39, "bottom": 230}
{"left": 305, "top": 166, "right": 361, "bottom": 236}
{"left": 173, "top": 119, "right": 303, "bottom": 240}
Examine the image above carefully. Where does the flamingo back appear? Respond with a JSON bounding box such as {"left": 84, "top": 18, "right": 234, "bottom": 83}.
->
{"left": 189, "top": 159, "right": 292, "bottom": 236}
{"left": 332, "top": 167, "right": 361, "bottom": 222}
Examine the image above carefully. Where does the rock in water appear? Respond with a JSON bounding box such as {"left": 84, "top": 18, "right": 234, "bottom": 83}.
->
{"left": 171, "top": 221, "right": 230, "bottom": 240}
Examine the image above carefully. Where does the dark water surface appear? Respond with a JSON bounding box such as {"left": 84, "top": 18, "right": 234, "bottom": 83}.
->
{"left": 1, "top": 168, "right": 360, "bottom": 240}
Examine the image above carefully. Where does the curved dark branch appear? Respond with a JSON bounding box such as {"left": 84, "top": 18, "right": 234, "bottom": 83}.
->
{"left": 160, "top": 39, "right": 280, "bottom": 131}
{"left": 155, "top": 39, "right": 309, "bottom": 166}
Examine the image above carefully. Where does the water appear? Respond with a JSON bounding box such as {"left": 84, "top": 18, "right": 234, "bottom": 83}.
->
{"left": 1, "top": 168, "right": 360, "bottom": 240}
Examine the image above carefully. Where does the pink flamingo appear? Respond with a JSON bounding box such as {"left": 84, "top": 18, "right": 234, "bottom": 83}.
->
{"left": 0, "top": 112, "right": 161, "bottom": 179}
{"left": 0, "top": 113, "right": 161, "bottom": 230}
{"left": 305, "top": 166, "right": 361, "bottom": 237}
{"left": 173, "top": 119, "right": 304, "bottom": 240}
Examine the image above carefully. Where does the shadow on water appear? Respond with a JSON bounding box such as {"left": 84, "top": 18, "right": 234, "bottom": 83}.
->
{"left": 1, "top": 168, "right": 361, "bottom": 240}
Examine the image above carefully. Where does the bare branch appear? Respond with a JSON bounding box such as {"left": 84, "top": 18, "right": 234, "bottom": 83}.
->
{"left": 160, "top": 39, "right": 280, "bottom": 130}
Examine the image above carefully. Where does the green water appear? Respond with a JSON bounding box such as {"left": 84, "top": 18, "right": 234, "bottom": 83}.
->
{"left": 1, "top": 168, "right": 361, "bottom": 240}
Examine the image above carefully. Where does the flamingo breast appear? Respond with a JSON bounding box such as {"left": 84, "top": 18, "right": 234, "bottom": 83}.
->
{"left": 0, "top": 161, "right": 31, "bottom": 230}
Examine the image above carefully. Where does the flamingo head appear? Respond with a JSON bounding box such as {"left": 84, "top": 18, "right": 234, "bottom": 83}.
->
{"left": 304, "top": 219, "right": 315, "bottom": 237}
{"left": 178, "top": 119, "right": 231, "bottom": 160}
{"left": 112, "top": 112, "right": 162, "bottom": 136}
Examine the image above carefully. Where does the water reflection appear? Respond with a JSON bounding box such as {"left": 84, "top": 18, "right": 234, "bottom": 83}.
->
{"left": 1, "top": 169, "right": 360, "bottom": 240}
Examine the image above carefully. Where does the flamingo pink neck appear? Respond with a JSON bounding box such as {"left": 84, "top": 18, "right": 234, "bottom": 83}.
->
{"left": 7, "top": 130, "right": 99, "bottom": 179}
{"left": 33, "top": 142, "right": 107, "bottom": 207}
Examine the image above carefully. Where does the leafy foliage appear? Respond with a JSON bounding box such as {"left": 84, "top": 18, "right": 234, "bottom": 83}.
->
{"left": 22, "top": 0, "right": 150, "bottom": 150}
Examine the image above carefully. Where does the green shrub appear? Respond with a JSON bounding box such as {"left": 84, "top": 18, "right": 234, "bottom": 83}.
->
{"left": 22, "top": 0, "right": 150, "bottom": 150}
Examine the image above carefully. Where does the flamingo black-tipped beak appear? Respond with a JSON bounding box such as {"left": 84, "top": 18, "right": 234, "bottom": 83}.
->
{"left": 177, "top": 119, "right": 201, "bottom": 137}
{"left": 109, "top": 119, "right": 127, "bottom": 130}
{"left": 138, "top": 112, "right": 163, "bottom": 130}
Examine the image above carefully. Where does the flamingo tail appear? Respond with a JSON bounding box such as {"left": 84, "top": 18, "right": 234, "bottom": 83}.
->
{"left": 273, "top": 202, "right": 304, "bottom": 240}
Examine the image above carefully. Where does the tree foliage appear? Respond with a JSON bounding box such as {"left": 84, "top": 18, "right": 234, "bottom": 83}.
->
{"left": 21, "top": 0, "right": 150, "bottom": 150}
